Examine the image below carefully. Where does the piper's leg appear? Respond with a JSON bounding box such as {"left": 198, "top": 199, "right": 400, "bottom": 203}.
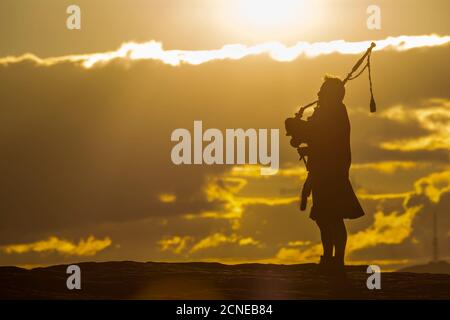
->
{"left": 333, "top": 219, "right": 347, "bottom": 266}
{"left": 316, "top": 220, "right": 333, "bottom": 259}
{"left": 300, "top": 174, "right": 312, "bottom": 211}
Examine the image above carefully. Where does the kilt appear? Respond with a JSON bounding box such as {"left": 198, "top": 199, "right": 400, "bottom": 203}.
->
{"left": 309, "top": 171, "right": 365, "bottom": 222}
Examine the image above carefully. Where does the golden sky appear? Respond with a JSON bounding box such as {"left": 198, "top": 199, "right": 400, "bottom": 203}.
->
{"left": 0, "top": 0, "right": 449, "bottom": 271}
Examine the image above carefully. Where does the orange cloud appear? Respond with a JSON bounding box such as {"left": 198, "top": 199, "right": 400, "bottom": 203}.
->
{"left": 1, "top": 236, "right": 112, "bottom": 256}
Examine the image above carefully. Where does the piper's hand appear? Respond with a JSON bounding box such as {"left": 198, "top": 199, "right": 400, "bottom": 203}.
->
{"left": 297, "top": 146, "right": 308, "bottom": 157}
{"left": 295, "top": 106, "right": 304, "bottom": 118}
{"left": 299, "top": 193, "right": 308, "bottom": 211}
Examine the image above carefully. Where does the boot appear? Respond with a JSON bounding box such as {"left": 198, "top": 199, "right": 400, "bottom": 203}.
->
{"left": 330, "top": 257, "right": 347, "bottom": 278}
{"left": 317, "top": 255, "right": 334, "bottom": 274}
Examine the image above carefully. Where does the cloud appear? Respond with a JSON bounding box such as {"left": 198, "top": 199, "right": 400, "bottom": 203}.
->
{"left": 380, "top": 99, "right": 450, "bottom": 151}
{"left": 239, "top": 237, "right": 259, "bottom": 246}
{"left": 167, "top": 158, "right": 448, "bottom": 263}
{"left": 412, "top": 169, "right": 450, "bottom": 203}
{"left": 189, "top": 233, "right": 260, "bottom": 254}
{"left": 287, "top": 240, "right": 312, "bottom": 247}
{"left": 158, "top": 236, "right": 192, "bottom": 254}
{"left": 346, "top": 207, "right": 421, "bottom": 253}
{"left": 357, "top": 169, "right": 450, "bottom": 263}
{"left": 0, "top": 35, "right": 449, "bottom": 68}
{"left": 1, "top": 236, "right": 112, "bottom": 256}
{"left": 158, "top": 193, "right": 177, "bottom": 203}
{"left": 230, "top": 164, "right": 307, "bottom": 178}
{"left": 183, "top": 171, "right": 297, "bottom": 228}
{"left": 275, "top": 206, "right": 421, "bottom": 264}
{"left": 190, "top": 233, "right": 233, "bottom": 253}
{"left": 275, "top": 247, "right": 319, "bottom": 263}
{"left": 236, "top": 161, "right": 425, "bottom": 178}
{"left": 236, "top": 166, "right": 450, "bottom": 265}
{"left": 352, "top": 161, "right": 424, "bottom": 174}
{"left": 357, "top": 192, "right": 411, "bottom": 201}
{"left": 158, "top": 162, "right": 425, "bottom": 262}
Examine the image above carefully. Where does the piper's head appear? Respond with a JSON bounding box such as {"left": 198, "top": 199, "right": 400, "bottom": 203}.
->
{"left": 317, "top": 75, "right": 345, "bottom": 106}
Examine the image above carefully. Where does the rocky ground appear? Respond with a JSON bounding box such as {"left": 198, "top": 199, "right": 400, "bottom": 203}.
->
{"left": 1, "top": 261, "right": 449, "bottom": 299}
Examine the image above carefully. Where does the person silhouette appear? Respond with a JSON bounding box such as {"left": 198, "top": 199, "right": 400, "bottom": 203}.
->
{"left": 299, "top": 76, "right": 365, "bottom": 274}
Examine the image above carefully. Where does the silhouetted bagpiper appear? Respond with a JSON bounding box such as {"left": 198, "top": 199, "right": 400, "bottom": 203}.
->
{"left": 285, "top": 43, "right": 376, "bottom": 275}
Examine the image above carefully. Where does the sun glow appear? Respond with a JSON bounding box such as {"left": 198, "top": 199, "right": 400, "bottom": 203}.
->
{"left": 217, "top": 0, "right": 323, "bottom": 41}
{"left": 236, "top": 0, "right": 307, "bottom": 28}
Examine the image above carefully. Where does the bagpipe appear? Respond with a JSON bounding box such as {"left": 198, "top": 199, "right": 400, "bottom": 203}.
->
{"left": 284, "top": 42, "right": 377, "bottom": 211}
